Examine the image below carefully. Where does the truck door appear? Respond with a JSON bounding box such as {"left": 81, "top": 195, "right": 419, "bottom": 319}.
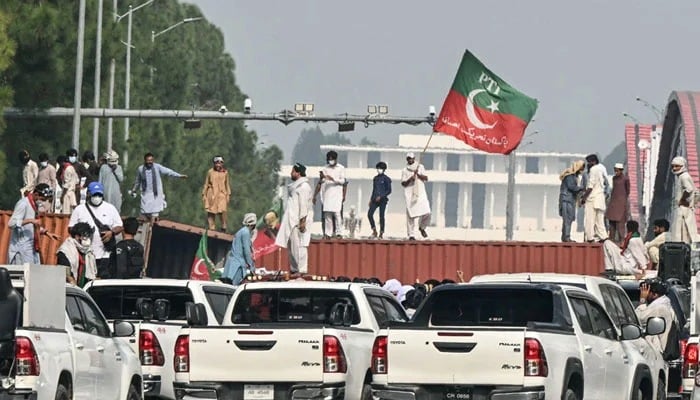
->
{"left": 66, "top": 295, "right": 99, "bottom": 399}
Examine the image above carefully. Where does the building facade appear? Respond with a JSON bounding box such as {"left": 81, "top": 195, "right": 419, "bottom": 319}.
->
{"left": 281, "top": 134, "right": 588, "bottom": 242}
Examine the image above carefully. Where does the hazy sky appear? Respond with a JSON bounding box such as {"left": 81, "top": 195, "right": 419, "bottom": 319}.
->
{"left": 187, "top": 0, "right": 700, "bottom": 162}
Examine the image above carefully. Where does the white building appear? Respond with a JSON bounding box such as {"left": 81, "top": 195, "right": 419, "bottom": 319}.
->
{"left": 281, "top": 134, "right": 588, "bottom": 242}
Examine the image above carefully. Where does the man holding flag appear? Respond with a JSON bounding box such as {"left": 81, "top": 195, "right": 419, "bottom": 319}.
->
{"left": 433, "top": 50, "right": 538, "bottom": 154}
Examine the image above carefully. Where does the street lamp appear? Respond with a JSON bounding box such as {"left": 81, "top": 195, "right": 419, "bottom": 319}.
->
{"left": 622, "top": 112, "right": 641, "bottom": 124}
{"left": 151, "top": 17, "right": 203, "bottom": 42}
{"left": 636, "top": 97, "right": 663, "bottom": 121}
{"left": 294, "top": 103, "right": 315, "bottom": 116}
{"left": 505, "top": 130, "right": 539, "bottom": 241}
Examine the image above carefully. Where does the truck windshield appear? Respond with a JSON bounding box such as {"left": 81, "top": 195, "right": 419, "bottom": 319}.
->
{"left": 87, "top": 286, "right": 194, "bottom": 320}
{"left": 231, "top": 289, "right": 360, "bottom": 325}
{"left": 427, "top": 288, "right": 554, "bottom": 327}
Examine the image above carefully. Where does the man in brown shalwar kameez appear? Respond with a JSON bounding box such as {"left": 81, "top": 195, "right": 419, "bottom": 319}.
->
{"left": 606, "top": 162, "right": 630, "bottom": 243}
{"left": 202, "top": 156, "right": 231, "bottom": 232}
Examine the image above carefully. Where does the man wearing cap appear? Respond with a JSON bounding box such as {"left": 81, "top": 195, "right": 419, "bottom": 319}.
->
{"left": 131, "top": 152, "right": 188, "bottom": 223}
{"left": 98, "top": 150, "right": 124, "bottom": 213}
{"left": 670, "top": 156, "right": 698, "bottom": 243}
{"left": 7, "top": 183, "right": 59, "bottom": 264}
{"left": 606, "top": 162, "right": 630, "bottom": 243}
{"left": 636, "top": 278, "right": 678, "bottom": 357}
{"left": 401, "top": 152, "right": 431, "bottom": 240}
{"left": 202, "top": 156, "right": 231, "bottom": 232}
{"left": 276, "top": 163, "right": 313, "bottom": 274}
{"left": 69, "top": 181, "right": 123, "bottom": 278}
{"left": 223, "top": 212, "right": 257, "bottom": 284}
{"left": 315, "top": 151, "right": 346, "bottom": 239}
{"left": 581, "top": 154, "right": 608, "bottom": 242}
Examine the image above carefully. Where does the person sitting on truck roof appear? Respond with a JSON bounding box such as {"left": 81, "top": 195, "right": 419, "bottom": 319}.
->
{"left": 636, "top": 278, "right": 679, "bottom": 360}
{"left": 58, "top": 222, "right": 97, "bottom": 287}
{"left": 602, "top": 220, "right": 648, "bottom": 277}
{"left": 645, "top": 219, "right": 669, "bottom": 269}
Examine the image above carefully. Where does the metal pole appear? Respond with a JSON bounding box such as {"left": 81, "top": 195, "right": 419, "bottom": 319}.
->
{"left": 92, "top": 0, "right": 104, "bottom": 156}
{"left": 505, "top": 151, "right": 516, "bottom": 241}
{"left": 72, "top": 0, "right": 87, "bottom": 150}
{"left": 107, "top": 0, "right": 117, "bottom": 151}
{"left": 124, "top": 5, "right": 132, "bottom": 168}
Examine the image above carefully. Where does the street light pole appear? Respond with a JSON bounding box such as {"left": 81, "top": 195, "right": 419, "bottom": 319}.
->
{"left": 124, "top": 5, "right": 133, "bottom": 169}
{"left": 107, "top": 0, "right": 118, "bottom": 152}
{"left": 92, "top": 0, "right": 104, "bottom": 156}
{"left": 505, "top": 151, "right": 516, "bottom": 241}
{"left": 636, "top": 97, "right": 663, "bottom": 121}
{"left": 72, "top": 0, "right": 87, "bottom": 150}
{"left": 149, "top": 17, "right": 203, "bottom": 80}
{"left": 622, "top": 112, "right": 641, "bottom": 124}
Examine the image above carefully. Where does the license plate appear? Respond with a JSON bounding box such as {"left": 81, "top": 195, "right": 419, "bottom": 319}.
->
{"left": 244, "top": 384, "right": 274, "bottom": 400}
{"left": 444, "top": 388, "right": 472, "bottom": 400}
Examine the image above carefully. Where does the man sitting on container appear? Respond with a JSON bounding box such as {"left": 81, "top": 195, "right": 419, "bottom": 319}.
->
{"left": 645, "top": 219, "right": 669, "bottom": 270}
{"left": 602, "top": 220, "right": 647, "bottom": 278}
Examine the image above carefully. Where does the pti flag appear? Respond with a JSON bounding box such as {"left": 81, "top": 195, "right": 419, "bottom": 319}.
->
{"left": 190, "top": 230, "right": 217, "bottom": 281}
{"left": 252, "top": 198, "right": 283, "bottom": 260}
{"left": 433, "top": 50, "right": 538, "bottom": 154}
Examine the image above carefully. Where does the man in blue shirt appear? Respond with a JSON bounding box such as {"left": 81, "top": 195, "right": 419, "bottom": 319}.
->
{"left": 223, "top": 213, "right": 257, "bottom": 284}
{"left": 368, "top": 162, "right": 392, "bottom": 238}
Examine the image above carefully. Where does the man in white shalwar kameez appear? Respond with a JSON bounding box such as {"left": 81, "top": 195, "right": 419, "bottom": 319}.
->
{"left": 318, "top": 151, "right": 346, "bottom": 238}
{"left": 131, "top": 152, "right": 187, "bottom": 222}
{"left": 670, "top": 156, "right": 698, "bottom": 244}
{"left": 603, "top": 220, "right": 647, "bottom": 276}
{"left": 275, "top": 163, "right": 313, "bottom": 274}
{"left": 581, "top": 154, "right": 608, "bottom": 242}
{"left": 401, "top": 152, "right": 431, "bottom": 240}
{"left": 7, "top": 184, "right": 57, "bottom": 264}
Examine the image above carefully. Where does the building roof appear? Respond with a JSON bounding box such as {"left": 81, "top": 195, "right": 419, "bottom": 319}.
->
{"left": 320, "top": 143, "right": 587, "bottom": 158}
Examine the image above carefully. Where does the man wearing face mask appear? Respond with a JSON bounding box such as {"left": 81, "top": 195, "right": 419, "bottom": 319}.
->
{"left": 368, "top": 161, "right": 392, "bottom": 239}
{"left": 275, "top": 163, "right": 313, "bottom": 275}
{"left": 223, "top": 213, "right": 257, "bottom": 285}
{"left": 59, "top": 154, "right": 80, "bottom": 214}
{"left": 7, "top": 184, "right": 59, "bottom": 264}
{"left": 401, "top": 152, "right": 431, "bottom": 240}
{"left": 57, "top": 222, "right": 97, "bottom": 286}
{"left": 131, "top": 152, "right": 188, "bottom": 223}
{"left": 315, "top": 151, "right": 346, "bottom": 239}
{"left": 670, "top": 156, "right": 699, "bottom": 243}
{"left": 18, "top": 149, "right": 39, "bottom": 197}
{"left": 37, "top": 153, "right": 57, "bottom": 213}
{"left": 66, "top": 148, "right": 90, "bottom": 202}
{"left": 69, "top": 182, "right": 123, "bottom": 278}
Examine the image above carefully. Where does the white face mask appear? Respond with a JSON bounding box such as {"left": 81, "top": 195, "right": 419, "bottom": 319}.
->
{"left": 89, "top": 195, "right": 103, "bottom": 206}
{"left": 377, "top": 169, "right": 384, "bottom": 175}
{"left": 328, "top": 160, "right": 337, "bottom": 166}
{"left": 40, "top": 161, "right": 48, "bottom": 168}
{"left": 68, "top": 156, "right": 77, "bottom": 163}
{"left": 80, "top": 238, "right": 91, "bottom": 247}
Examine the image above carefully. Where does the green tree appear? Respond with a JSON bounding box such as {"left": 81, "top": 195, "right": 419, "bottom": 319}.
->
{"left": 359, "top": 136, "right": 377, "bottom": 146}
{"left": 0, "top": 10, "right": 16, "bottom": 191}
{"left": 0, "top": 1, "right": 281, "bottom": 227}
{"left": 602, "top": 140, "right": 626, "bottom": 168}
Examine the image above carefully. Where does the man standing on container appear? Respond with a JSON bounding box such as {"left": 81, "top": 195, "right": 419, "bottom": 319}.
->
{"left": 368, "top": 161, "right": 392, "bottom": 239}
{"left": 606, "top": 163, "right": 630, "bottom": 243}
{"left": 581, "top": 154, "right": 608, "bottom": 242}
{"left": 318, "top": 151, "right": 345, "bottom": 239}
{"left": 401, "top": 152, "right": 431, "bottom": 240}
{"left": 670, "top": 156, "right": 698, "bottom": 243}
{"left": 275, "top": 163, "right": 313, "bottom": 275}
{"left": 131, "top": 152, "right": 187, "bottom": 223}
{"left": 558, "top": 160, "right": 585, "bottom": 242}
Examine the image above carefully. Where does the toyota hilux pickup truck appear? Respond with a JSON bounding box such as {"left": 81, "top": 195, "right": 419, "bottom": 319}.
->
{"left": 173, "top": 281, "right": 409, "bottom": 400}
{"left": 83, "top": 279, "right": 236, "bottom": 399}
{"left": 371, "top": 282, "right": 666, "bottom": 400}
{"left": 0, "top": 264, "right": 142, "bottom": 400}
{"left": 471, "top": 272, "right": 670, "bottom": 397}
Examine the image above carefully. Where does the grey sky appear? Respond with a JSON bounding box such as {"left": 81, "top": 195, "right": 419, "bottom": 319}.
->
{"left": 187, "top": 0, "right": 700, "bottom": 162}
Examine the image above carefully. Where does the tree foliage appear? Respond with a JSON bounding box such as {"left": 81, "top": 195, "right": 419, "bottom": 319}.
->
{"left": 0, "top": 0, "right": 282, "bottom": 226}
{"left": 602, "top": 140, "right": 626, "bottom": 168}
{"left": 0, "top": 10, "right": 16, "bottom": 190}
{"left": 291, "top": 126, "right": 351, "bottom": 165}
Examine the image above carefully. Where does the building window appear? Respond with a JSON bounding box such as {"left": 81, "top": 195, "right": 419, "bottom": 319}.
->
{"left": 446, "top": 154, "right": 461, "bottom": 171}
{"left": 471, "top": 183, "right": 486, "bottom": 229}
{"left": 445, "top": 183, "right": 459, "bottom": 227}
{"left": 367, "top": 151, "right": 381, "bottom": 169}
{"left": 472, "top": 154, "right": 486, "bottom": 172}
{"left": 525, "top": 157, "right": 539, "bottom": 174}
{"left": 421, "top": 153, "right": 434, "bottom": 170}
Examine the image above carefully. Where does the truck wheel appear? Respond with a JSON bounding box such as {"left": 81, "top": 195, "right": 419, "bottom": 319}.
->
{"left": 361, "top": 384, "right": 372, "bottom": 400}
{"left": 563, "top": 388, "right": 579, "bottom": 400}
{"left": 55, "top": 383, "right": 70, "bottom": 400}
{"left": 127, "top": 384, "right": 142, "bottom": 400}
{"left": 656, "top": 379, "right": 666, "bottom": 400}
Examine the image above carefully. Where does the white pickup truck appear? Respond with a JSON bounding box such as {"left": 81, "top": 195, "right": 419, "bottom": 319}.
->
{"left": 371, "top": 282, "right": 666, "bottom": 400}
{"left": 83, "top": 279, "right": 236, "bottom": 400}
{"left": 173, "top": 281, "right": 408, "bottom": 400}
{"left": 0, "top": 265, "right": 143, "bottom": 400}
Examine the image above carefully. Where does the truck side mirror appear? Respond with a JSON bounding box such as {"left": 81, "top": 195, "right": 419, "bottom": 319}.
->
{"left": 620, "top": 323, "right": 642, "bottom": 341}
{"left": 645, "top": 316, "right": 666, "bottom": 336}
{"left": 154, "top": 299, "right": 170, "bottom": 321}
{"left": 136, "top": 298, "right": 154, "bottom": 320}
{"left": 186, "top": 303, "right": 208, "bottom": 327}
{"left": 113, "top": 320, "right": 135, "bottom": 337}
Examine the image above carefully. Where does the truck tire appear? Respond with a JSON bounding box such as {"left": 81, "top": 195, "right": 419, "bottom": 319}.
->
{"left": 55, "top": 383, "right": 70, "bottom": 400}
{"left": 361, "top": 384, "right": 372, "bottom": 400}
{"left": 563, "top": 388, "right": 579, "bottom": 400}
{"left": 656, "top": 379, "right": 666, "bottom": 400}
{"left": 127, "top": 384, "right": 142, "bottom": 400}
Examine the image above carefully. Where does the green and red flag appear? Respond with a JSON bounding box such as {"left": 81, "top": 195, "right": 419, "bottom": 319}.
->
{"left": 433, "top": 50, "right": 538, "bottom": 154}
{"left": 190, "top": 230, "right": 218, "bottom": 281}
